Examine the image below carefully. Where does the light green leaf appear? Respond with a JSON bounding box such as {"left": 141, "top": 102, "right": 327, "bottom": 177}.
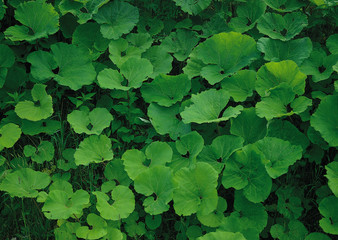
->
{"left": 141, "top": 74, "right": 191, "bottom": 107}
{"left": 222, "top": 145, "right": 272, "bottom": 203}
{"left": 147, "top": 103, "right": 191, "bottom": 140}
{"left": 221, "top": 70, "right": 256, "bottom": 102}
{"left": 264, "top": 0, "right": 306, "bottom": 12}
{"left": 325, "top": 161, "right": 338, "bottom": 197}
{"left": 4, "top": 0, "right": 59, "bottom": 41}
{"left": 173, "top": 162, "right": 218, "bottom": 216}
{"left": 134, "top": 166, "right": 174, "bottom": 215}
{"left": 197, "top": 231, "right": 246, "bottom": 240}
{"left": 74, "top": 135, "right": 114, "bottom": 166}
{"left": 94, "top": 185, "right": 135, "bottom": 220}
{"left": 27, "top": 43, "right": 96, "bottom": 90}
{"left": 255, "top": 137, "right": 303, "bottom": 178}
{"left": 256, "top": 60, "right": 307, "bottom": 97}
{"left": 257, "top": 12, "right": 308, "bottom": 41}
{"left": 93, "top": 0, "right": 139, "bottom": 39}
{"left": 311, "top": 95, "right": 338, "bottom": 147}
{"left": 76, "top": 213, "right": 107, "bottom": 240}
{"left": 257, "top": 37, "right": 313, "bottom": 65}
{"left": 305, "top": 232, "right": 332, "bottom": 240}
{"left": 181, "top": 89, "right": 242, "bottom": 124}
{"left": 230, "top": 108, "right": 267, "bottom": 144}
{"left": 197, "top": 197, "right": 227, "bottom": 227}
{"left": 104, "top": 159, "right": 132, "bottom": 187}
{"left": 67, "top": 107, "right": 113, "bottom": 135}
{"left": 327, "top": 34, "right": 338, "bottom": 54}
{"left": 142, "top": 45, "right": 173, "bottom": 78}
{"left": 0, "top": 168, "right": 51, "bottom": 198}
{"left": 42, "top": 188, "right": 90, "bottom": 220}
{"left": 173, "top": 0, "right": 212, "bottom": 15}
{"left": 120, "top": 57, "right": 153, "bottom": 89}
{"left": 0, "top": 123, "right": 21, "bottom": 150}
{"left": 319, "top": 196, "right": 338, "bottom": 234}
{"left": 97, "top": 68, "right": 130, "bottom": 91}
{"left": 15, "top": 84, "right": 53, "bottom": 121}
{"left": 31, "top": 141, "right": 55, "bottom": 164}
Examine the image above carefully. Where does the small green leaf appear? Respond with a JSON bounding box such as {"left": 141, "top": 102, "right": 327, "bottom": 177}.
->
{"left": 319, "top": 196, "right": 338, "bottom": 234}
{"left": 0, "top": 123, "right": 21, "bottom": 150}
{"left": 76, "top": 213, "right": 107, "bottom": 240}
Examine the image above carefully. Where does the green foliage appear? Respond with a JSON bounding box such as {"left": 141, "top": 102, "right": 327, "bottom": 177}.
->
{"left": 0, "top": 0, "right": 337, "bottom": 239}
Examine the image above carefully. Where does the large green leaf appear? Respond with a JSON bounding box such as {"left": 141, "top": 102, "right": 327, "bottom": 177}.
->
{"left": 310, "top": 95, "right": 338, "bottom": 147}
{"left": 0, "top": 123, "right": 21, "bottom": 151}
{"left": 147, "top": 103, "right": 191, "bottom": 140}
{"left": 327, "top": 34, "right": 338, "bottom": 54}
{"left": 186, "top": 32, "right": 258, "bottom": 84}
{"left": 94, "top": 185, "right": 135, "bottom": 220}
{"left": 181, "top": 89, "right": 243, "bottom": 124}
{"left": 4, "top": 0, "right": 59, "bottom": 41}
{"left": 254, "top": 137, "right": 303, "bottom": 178}
{"left": 173, "top": 0, "right": 212, "bottom": 15}
{"left": 318, "top": 196, "right": 338, "bottom": 235}
{"left": 325, "top": 161, "right": 338, "bottom": 197}
{"left": 134, "top": 166, "right": 174, "bottom": 215}
{"left": 93, "top": 0, "right": 139, "bottom": 39}
{"left": 230, "top": 108, "right": 267, "bottom": 144}
{"left": 222, "top": 145, "right": 272, "bottom": 203}
{"left": 67, "top": 107, "right": 113, "bottom": 135}
{"left": 173, "top": 162, "right": 218, "bottom": 216}
{"left": 263, "top": 0, "right": 306, "bottom": 12}
{"left": 0, "top": 168, "right": 51, "bottom": 198}
{"left": 257, "top": 12, "right": 308, "bottom": 41}
{"left": 28, "top": 43, "right": 96, "bottom": 90}
{"left": 256, "top": 60, "right": 307, "bottom": 97}
{"left": 74, "top": 135, "right": 114, "bottom": 166}
{"left": 141, "top": 74, "right": 190, "bottom": 107}
{"left": 0, "top": 44, "right": 15, "bottom": 88}
{"left": 221, "top": 70, "right": 256, "bottom": 102}
{"left": 142, "top": 45, "right": 173, "bottom": 78}
{"left": 76, "top": 213, "right": 107, "bottom": 240}
{"left": 42, "top": 184, "right": 90, "bottom": 219}
{"left": 270, "top": 220, "right": 308, "bottom": 240}
{"left": 15, "top": 84, "right": 53, "bottom": 121}
{"left": 257, "top": 37, "right": 313, "bottom": 65}
{"left": 197, "top": 231, "right": 246, "bottom": 240}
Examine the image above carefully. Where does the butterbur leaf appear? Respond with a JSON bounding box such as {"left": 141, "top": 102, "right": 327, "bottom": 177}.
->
{"left": 74, "top": 135, "right": 114, "bottom": 166}
{"left": 173, "top": 0, "right": 212, "bottom": 15}
{"left": 325, "top": 161, "right": 338, "bottom": 197}
{"left": 42, "top": 188, "right": 90, "bottom": 220}
{"left": 267, "top": 119, "right": 309, "bottom": 151}
{"left": 310, "top": 95, "right": 338, "bottom": 147}
{"left": 256, "top": 60, "right": 306, "bottom": 97}
{"left": 187, "top": 32, "right": 258, "bottom": 84}
{"left": 76, "top": 213, "right": 107, "bottom": 240}
{"left": 21, "top": 119, "right": 61, "bottom": 136}
{"left": 15, "top": 84, "right": 53, "bottom": 121}
{"left": 230, "top": 108, "right": 267, "bottom": 144}
{"left": 161, "top": 29, "right": 199, "bottom": 61}
{"left": 54, "top": 222, "right": 80, "bottom": 240}
{"left": 0, "top": 44, "right": 15, "bottom": 87}
{"left": 0, "top": 168, "right": 51, "bottom": 198}
{"left": 181, "top": 89, "right": 242, "bottom": 124}
{"left": 28, "top": 43, "right": 96, "bottom": 90}
{"left": 141, "top": 74, "right": 191, "bottom": 107}
{"left": 126, "top": 33, "right": 153, "bottom": 52}
{"left": 173, "top": 162, "right": 218, "bottom": 216}
{"left": 120, "top": 57, "right": 153, "bottom": 89}
{"left": 276, "top": 187, "right": 304, "bottom": 219}
{"left": 222, "top": 145, "right": 272, "bottom": 203}
{"left": 97, "top": 68, "right": 130, "bottom": 91}
{"left": 318, "top": 196, "right": 338, "bottom": 234}
{"left": 142, "top": 45, "right": 173, "bottom": 78}
{"left": 67, "top": 107, "right": 113, "bottom": 135}
{"left": 4, "top": 0, "right": 59, "bottom": 41}
{"left": 197, "top": 231, "right": 246, "bottom": 240}
{"left": 93, "top": 0, "right": 139, "bottom": 39}
{"left": 327, "top": 34, "right": 338, "bottom": 54}
{"left": 94, "top": 185, "right": 135, "bottom": 220}
{"left": 256, "top": 84, "right": 296, "bottom": 120}
{"left": 228, "top": 0, "right": 267, "bottom": 33}
{"left": 134, "top": 166, "right": 174, "bottom": 215}
{"left": 0, "top": 123, "right": 21, "bottom": 151}
{"left": 257, "top": 37, "right": 313, "bottom": 65}
{"left": 270, "top": 220, "right": 308, "bottom": 240}
{"left": 220, "top": 191, "right": 268, "bottom": 235}
{"left": 264, "top": 0, "right": 306, "bottom": 12}
{"left": 104, "top": 159, "right": 132, "bottom": 187}
{"left": 108, "top": 38, "right": 142, "bottom": 68}
{"left": 197, "top": 197, "right": 227, "bottom": 227}
{"left": 31, "top": 141, "right": 55, "bottom": 164}
{"left": 147, "top": 103, "right": 191, "bottom": 140}
{"left": 305, "top": 233, "right": 331, "bottom": 240}
{"left": 255, "top": 137, "right": 303, "bottom": 178}
{"left": 122, "top": 141, "right": 172, "bottom": 180}
{"left": 257, "top": 12, "right": 308, "bottom": 41}
{"left": 197, "top": 135, "right": 244, "bottom": 173}
{"left": 221, "top": 70, "right": 256, "bottom": 102}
